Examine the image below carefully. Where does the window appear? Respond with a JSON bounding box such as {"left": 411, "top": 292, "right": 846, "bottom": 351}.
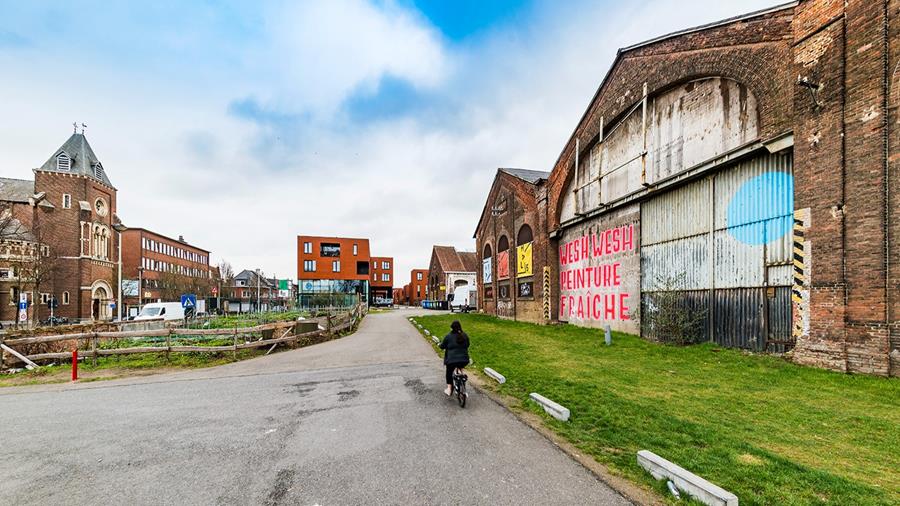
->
{"left": 62, "top": 291, "right": 70, "bottom": 305}
{"left": 303, "top": 260, "right": 316, "bottom": 272}
{"left": 353, "top": 243, "right": 358, "bottom": 256}
{"left": 0, "top": 268, "right": 11, "bottom": 279}
{"left": 382, "top": 261, "right": 390, "bottom": 270}
{"left": 303, "top": 242, "right": 312, "bottom": 254}
{"left": 517, "top": 224, "right": 533, "bottom": 245}
{"left": 382, "top": 273, "right": 390, "bottom": 282}
{"left": 41, "top": 245, "right": 49, "bottom": 257}
{"left": 10, "top": 287, "right": 19, "bottom": 305}
{"left": 56, "top": 153, "right": 70, "bottom": 171}
{"left": 321, "top": 243, "right": 340, "bottom": 257}
{"left": 416, "top": 272, "right": 423, "bottom": 281}
{"left": 62, "top": 194, "right": 71, "bottom": 209}
{"left": 332, "top": 260, "right": 340, "bottom": 272}
{"left": 40, "top": 293, "right": 51, "bottom": 304}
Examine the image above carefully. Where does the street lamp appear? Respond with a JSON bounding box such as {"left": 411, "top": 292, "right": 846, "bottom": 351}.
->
{"left": 112, "top": 222, "right": 127, "bottom": 322}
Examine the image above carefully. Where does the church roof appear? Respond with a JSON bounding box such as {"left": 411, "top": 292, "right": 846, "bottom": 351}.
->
{"left": 0, "top": 178, "right": 34, "bottom": 203}
{"left": 38, "top": 133, "right": 114, "bottom": 188}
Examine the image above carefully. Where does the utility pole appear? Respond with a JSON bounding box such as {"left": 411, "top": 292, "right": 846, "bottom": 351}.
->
{"left": 256, "top": 268, "right": 261, "bottom": 313}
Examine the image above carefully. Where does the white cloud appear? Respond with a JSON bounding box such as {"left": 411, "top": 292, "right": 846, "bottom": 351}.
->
{"left": 0, "top": 0, "right": 778, "bottom": 287}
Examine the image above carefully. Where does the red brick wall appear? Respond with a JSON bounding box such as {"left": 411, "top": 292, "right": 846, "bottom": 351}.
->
{"left": 475, "top": 171, "right": 549, "bottom": 323}
{"left": 791, "top": 0, "right": 896, "bottom": 375}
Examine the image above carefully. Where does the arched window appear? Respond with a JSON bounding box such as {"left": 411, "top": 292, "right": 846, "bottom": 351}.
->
{"left": 483, "top": 243, "right": 492, "bottom": 259}
{"left": 517, "top": 224, "right": 533, "bottom": 245}
{"left": 62, "top": 291, "right": 70, "bottom": 305}
{"left": 56, "top": 152, "right": 71, "bottom": 171}
{"left": 498, "top": 235, "right": 509, "bottom": 253}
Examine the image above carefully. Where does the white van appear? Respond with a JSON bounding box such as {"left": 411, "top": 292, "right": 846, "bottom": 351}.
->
{"left": 134, "top": 302, "right": 185, "bottom": 322}
{"left": 449, "top": 286, "right": 475, "bottom": 313}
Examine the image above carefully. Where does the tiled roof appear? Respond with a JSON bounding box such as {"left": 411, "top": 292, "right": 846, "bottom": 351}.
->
{"left": 0, "top": 178, "right": 34, "bottom": 203}
{"left": 433, "top": 246, "right": 477, "bottom": 273}
{"left": 498, "top": 168, "right": 550, "bottom": 183}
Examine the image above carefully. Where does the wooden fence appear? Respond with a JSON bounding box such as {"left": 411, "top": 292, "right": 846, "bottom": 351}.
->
{"left": 0, "top": 303, "right": 367, "bottom": 370}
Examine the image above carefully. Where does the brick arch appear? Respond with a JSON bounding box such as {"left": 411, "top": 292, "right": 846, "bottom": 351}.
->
{"left": 549, "top": 40, "right": 791, "bottom": 229}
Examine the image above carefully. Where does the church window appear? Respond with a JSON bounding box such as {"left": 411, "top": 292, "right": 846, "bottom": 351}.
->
{"left": 56, "top": 153, "right": 70, "bottom": 171}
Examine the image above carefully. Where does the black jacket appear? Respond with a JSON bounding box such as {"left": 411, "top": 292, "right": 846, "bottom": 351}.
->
{"left": 439, "top": 331, "right": 470, "bottom": 365}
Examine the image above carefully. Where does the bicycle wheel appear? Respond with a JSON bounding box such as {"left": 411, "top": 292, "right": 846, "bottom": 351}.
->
{"left": 457, "top": 380, "right": 467, "bottom": 408}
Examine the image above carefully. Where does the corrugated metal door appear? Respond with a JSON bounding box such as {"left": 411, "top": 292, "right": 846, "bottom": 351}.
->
{"left": 641, "top": 150, "right": 793, "bottom": 350}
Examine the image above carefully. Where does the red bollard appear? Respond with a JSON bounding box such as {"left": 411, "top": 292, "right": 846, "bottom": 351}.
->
{"left": 71, "top": 349, "right": 78, "bottom": 381}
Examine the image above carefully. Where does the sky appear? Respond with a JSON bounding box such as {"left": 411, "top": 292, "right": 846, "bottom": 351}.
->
{"left": 0, "top": 0, "right": 777, "bottom": 286}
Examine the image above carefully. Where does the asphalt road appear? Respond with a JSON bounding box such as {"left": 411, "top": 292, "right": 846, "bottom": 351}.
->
{"left": 0, "top": 309, "right": 630, "bottom": 505}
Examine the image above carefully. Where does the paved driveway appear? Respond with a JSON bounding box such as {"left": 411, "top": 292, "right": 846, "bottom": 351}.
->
{"left": 0, "top": 310, "right": 629, "bottom": 505}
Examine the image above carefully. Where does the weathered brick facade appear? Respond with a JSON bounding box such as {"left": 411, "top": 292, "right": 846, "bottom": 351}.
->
{"left": 474, "top": 169, "right": 551, "bottom": 323}
{"left": 477, "top": 0, "right": 897, "bottom": 375}
{"left": 0, "top": 133, "right": 119, "bottom": 324}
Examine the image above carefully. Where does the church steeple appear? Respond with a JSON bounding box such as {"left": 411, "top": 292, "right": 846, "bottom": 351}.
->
{"left": 38, "top": 132, "right": 114, "bottom": 188}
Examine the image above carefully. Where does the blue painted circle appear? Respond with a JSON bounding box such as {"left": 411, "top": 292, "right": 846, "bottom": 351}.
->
{"left": 726, "top": 172, "right": 793, "bottom": 245}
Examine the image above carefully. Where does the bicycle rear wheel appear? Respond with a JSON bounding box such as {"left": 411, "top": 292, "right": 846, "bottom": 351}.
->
{"left": 457, "top": 381, "right": 467, "bottom": 408}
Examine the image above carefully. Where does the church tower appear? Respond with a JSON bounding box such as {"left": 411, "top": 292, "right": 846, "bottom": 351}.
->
{"left": 32, "top": 131, "right": 119, "bottom": 321}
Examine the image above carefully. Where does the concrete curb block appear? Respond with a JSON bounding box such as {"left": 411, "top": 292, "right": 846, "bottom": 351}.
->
{"left": 528, "top": 393, "right": 570, "bottom": 421}
{"left": 417, "top": 324, "right": 423, "bottom": 329}
{"left": 424, "top": 329, "right": 430, "bottom": 336}
{"left": 431, "top": 336, "right": 440, "bottom": 344}
{"left": 637, "top": 450, "right": 737, "bottom": 506}
{"left": 483, "top": 367, "right": 506, "bottom": 384}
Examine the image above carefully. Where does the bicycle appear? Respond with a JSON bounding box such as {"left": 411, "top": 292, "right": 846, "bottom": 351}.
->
{"left": 451, "top": 368, "right": 468, "bottom": 408}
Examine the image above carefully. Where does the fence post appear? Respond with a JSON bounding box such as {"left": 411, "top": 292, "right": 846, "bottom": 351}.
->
{"left": 91, "top": 334, "right": 98, "bottom": 367}
{"left": 232, "top": 325, "right": 237, "bottom": 360}
{"left": 0, "top": 337, "right": 5, "bottom": 373}
{"left": 165, "top": 328, "right": 171, "bottom": 363}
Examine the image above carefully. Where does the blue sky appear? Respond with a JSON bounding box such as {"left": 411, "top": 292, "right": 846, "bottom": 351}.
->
{"left": 0, "top": 0, "right": 777, "bottom": 284}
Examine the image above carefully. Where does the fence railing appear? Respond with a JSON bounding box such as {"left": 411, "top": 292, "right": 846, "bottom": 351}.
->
{"left": 0, "top": 302, "right": 367, "bottom": 369}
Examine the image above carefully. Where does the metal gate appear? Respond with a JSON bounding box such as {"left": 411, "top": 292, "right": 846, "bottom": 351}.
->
{"left": 641, "top": 150, "right": 793, "bottom": 350}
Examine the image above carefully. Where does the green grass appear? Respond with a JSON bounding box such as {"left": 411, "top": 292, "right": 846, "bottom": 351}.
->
{"left": 415, "top": 314, "right": 899, "bottom": 506}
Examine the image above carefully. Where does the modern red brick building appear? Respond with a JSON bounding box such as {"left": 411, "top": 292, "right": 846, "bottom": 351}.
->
{"left": 296, "top": 235, "right": 393, "bottom": 307}
{"left": 408, "top": 269, "right": 428, "bottom": 306}
{"left": 120, "top": 228, "right": 214, "bottom": 316}
{"left": 475, "top": 0, "right": 899, "bottom": 375}
{"left": 369, "top": 256, "right": 394, "bottom": 305}
{"left": 0, "top": 132, "right": 120, "bottom": 323}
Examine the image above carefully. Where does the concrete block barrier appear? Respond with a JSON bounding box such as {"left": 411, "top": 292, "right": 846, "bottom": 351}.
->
{"left": 637, "top": 450, "right": 738, "bottom": 506}
{"left": 424, "top": 329, "right": 430, "bottom": 336}
{"left": 417, "top": 324, "right": 423, "bottom": 329}
{"left": 431, "top": 336, "right": 440, "bottom": 344}
{"left": 483, "top": 367, "right": 506, "bottom": 384}
{"left": 528, "top": 393, "right": 570, "bottom": 421}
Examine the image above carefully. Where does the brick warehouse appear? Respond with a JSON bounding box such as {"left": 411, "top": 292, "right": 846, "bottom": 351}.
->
{"left": 0, "top": 132, "right": 119, "bottom": 323}
{"left": 477, "top": 0, "right": 898, "bottom": 375}
{"left": 474, "top": 168, "right": 551, "bottom": 322}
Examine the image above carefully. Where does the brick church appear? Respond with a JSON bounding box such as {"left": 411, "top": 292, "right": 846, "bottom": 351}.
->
{"left": 0, "top": 131, "right": 119, "bottom": 324}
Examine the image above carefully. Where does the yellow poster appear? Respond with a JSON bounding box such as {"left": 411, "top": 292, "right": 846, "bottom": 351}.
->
{"left": 516, "top": 242, "right": 533, "bottom": 277}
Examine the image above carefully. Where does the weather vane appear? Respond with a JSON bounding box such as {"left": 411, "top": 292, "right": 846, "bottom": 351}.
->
{"left": 73, "top": 122, "right": 77, "bottom": 133}
{"left": 81, "top": 123, "right": 87, "bottom": 134}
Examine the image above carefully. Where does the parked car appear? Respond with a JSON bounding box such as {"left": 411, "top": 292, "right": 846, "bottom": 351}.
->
{"left": 449, "top": 286, "right": 476, "bottom": 313}
{"left": 134, "top": 302, "right": 185, "bottom": 322}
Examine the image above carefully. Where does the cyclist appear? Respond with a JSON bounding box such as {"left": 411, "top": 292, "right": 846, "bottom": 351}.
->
{"left": 439, "top": 320, "right": 470, "bottom": 396}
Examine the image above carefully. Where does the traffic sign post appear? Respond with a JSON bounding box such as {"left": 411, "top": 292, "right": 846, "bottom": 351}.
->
{"left": 181, "top": 294, "right": 197, "bottom": 319}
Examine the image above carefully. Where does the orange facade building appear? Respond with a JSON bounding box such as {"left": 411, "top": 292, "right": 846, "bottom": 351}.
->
{"left": 409, "top": 269, "right": 428, "bottom": 306}
{"left": 370, "top": 256, "right": 394, "bottom": 305}
{"left": 296, "top": 235, "right": 392, "bottom": 307}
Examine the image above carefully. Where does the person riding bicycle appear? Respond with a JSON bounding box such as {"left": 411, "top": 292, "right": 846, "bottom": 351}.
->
{"left": 439, "top": 320, "right": 470, "bottom": 396}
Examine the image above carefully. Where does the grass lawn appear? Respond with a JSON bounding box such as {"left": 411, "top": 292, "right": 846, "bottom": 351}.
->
{"left": 415, "top": 313, "right": 899, "bottom": 506}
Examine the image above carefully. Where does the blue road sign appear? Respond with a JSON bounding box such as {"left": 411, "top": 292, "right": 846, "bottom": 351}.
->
{"left": 181, "top": 294, "right": 197, "bottom": 309}
{"left": 18, "top": 301, "right": 27, "bottom": 310}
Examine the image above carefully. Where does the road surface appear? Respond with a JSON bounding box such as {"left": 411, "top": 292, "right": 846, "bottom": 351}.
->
{"left": 0, "top": 309, "right": 629, "bottom": 505}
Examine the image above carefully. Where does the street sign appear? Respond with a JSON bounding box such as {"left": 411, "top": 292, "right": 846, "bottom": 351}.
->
{"left": 181, "top": 294, "right": 197, "bottom": 309}
{"left": 211, "top": 286, "right": 218, "bottom": 295}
